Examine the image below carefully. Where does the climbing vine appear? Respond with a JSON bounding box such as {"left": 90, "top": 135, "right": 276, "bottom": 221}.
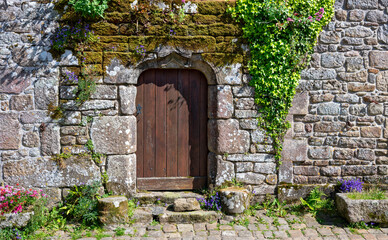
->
{"left": 229, "top": 0, "right": 334, "bottom": 161}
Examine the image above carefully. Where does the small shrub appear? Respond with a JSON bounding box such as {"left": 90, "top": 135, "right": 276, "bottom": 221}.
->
{"left": 300, "top": 187, "right": 334, "bottom": 216}
{"left": 347, "top": 188, "right": 386, "bottom": 200}
{"left": 338, "top": 179, "right": 364, "bottom": 193}
{"left": 60, "top": 181, "right": 106, "bottom": 227}
{"left": 69, "top": 0, "right": 109, "bottom": 19}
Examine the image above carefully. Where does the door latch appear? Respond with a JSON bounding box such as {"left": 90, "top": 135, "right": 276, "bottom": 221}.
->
{"left": 136, "top": 104, "right": 142, "bottom": 116}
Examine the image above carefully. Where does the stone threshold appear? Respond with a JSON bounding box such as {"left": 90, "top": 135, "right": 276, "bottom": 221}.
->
{"left": 134, "top": 191, "right": 204, "bottom": 205}
{"left": 132, "top": 191, "right": 222, "bottom": 224}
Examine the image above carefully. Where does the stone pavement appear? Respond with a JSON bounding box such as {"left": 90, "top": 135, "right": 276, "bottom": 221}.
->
{"left": 50, "top": 210, "right": 388, "bottom": 240}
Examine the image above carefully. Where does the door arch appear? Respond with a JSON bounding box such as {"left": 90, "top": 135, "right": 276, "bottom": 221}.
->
{"left": 136, "top": 69, "right": 208, "bottom": 190}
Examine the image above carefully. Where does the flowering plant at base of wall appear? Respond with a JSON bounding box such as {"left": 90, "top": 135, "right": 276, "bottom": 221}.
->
{"left": 229, "top": 0, "right": 335, "bottom": 161}
{"left": 0, "top": 184, "right": 46, "bottom": 215}
{"left": 337, "top": 178, "right": 364, "bottom": 193}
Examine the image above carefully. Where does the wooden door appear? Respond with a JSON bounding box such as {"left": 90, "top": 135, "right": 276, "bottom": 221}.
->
{"left": 136, "top": 69, "right": 208, "bottom": 190}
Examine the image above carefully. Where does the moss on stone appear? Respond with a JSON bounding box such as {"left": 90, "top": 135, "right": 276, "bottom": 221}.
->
{"left": 99, "top": 36, "right": 129, "bottom": 43}
{"left": 164, "top": 36, "right": 217, "bottom": 52}
{"left": 118, "top": 24, "right": 138, "bottom": 35}
{"left": 84, "top": 64, "right": 104, "bottom": 76}
{"left": 83, "top": 52, "right": 103, "bottom": 64}
{"left": 196, "top": 1, "right": 231, "bottom": 15}
{"left": 106, "top": 0, "right": 135, "bottom": 12}
{"left": 187, "top": 25, "right": 209, "bottom": 36}
{"left": 193, "top": 14, "right": 220, "bottom": 24}
{"left": 202, "top": 53, "right": 243, "bottom": 66}
{"left": 208, "top": 23, "right": 241, "bottom": 36}
{"left": 105, "top": 12, "right": 131, "bottom": 23}
{"left": 103, "top": 52, "right": 138, "bottom": 67}
{"left": 86, "top": 42, "right": 128, "bottom": 52}
{"left": 91, "top": 22, "right": 119, "bottom": 35}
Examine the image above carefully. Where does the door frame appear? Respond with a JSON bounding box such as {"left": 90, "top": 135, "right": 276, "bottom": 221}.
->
{"left": 130, "top": 52, "right": 217, "bottom": 192}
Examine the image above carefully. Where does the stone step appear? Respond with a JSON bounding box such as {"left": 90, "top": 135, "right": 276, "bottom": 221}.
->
{"left": 132, "top": 206, "right": 222, "bottom": 224}
{"left": 134, "top": 191, "right": 203, "bottom": 205}
{"left": 159, "top": 210, "right": 221, "bottom": 224}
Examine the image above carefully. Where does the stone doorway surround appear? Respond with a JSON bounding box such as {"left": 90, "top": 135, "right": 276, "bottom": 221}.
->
{"left": 88, "top": 49, "right": 277, "bottom": 197}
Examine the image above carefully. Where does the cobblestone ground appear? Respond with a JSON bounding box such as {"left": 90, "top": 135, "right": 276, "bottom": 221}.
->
{"left": 50, "top": 210, "right": 388, "bottom": 240}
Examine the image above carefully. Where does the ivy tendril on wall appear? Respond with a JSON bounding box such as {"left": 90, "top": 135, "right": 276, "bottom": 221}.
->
{"left": 229, "top": 0, "right": 335, "bottom": 162}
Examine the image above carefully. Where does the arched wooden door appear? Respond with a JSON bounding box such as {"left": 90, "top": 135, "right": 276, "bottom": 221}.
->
{"left": 136, "top": 69, "right": 208, "bottom": 190}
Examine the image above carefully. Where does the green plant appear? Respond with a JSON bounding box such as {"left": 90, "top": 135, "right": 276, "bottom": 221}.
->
{"left": 75, "top": 65, "right": 98, "bottom": 105}
{"left": 150, "top": 219, "right": 159, "bottom": 226}
{"left": 300, "top": 187, "right": 334, "bottom": 216}
{"left": 127, "top": 199, "right": 138, "bottom": 220}
{"left": 52, "top": 152, "right": 72, "bottom": 168}
{"left": 348, "top": 220, "right": 379, "bottom": 230}
{"left": 114, "top": 227, "right": 125, "bottom": 236}
{"left": 69, "top": 0, "right": 109, "bottom": 19}
{"left": 101, "top": 171, "right": 109, "bottom": 185}
{"left": 347, "top": 188, "right": 387, "bottom": 200}
{"left": 229, "top": 0, "right": 335, "bottom": 160}
{"left": 48, "top": 102, "right": 64, "bottom": 120}
{"left": 86, "top": 139, "right": 105, "bottom": 165}
{"left": 260, "top": 197, "right": 287, "bottom": 218}
{"left": 60, "top": 181, "right": 106, "bottom": 227}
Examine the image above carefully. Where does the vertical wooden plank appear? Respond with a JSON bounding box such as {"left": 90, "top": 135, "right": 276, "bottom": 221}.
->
{"left": 177, "top": 70, "right": 190, "bottom": 177}
{"left": 166, "top": 70, "right": 178, "bottom": 177}
{"left": 199, "top": 73, "right": 208, "bottom": 177}
{"left": 155, "top": 70, "right": 167, "bottom": 177}
{"left": 136, "top": 73, "right": 144, "bottom": 178}
{"left": 190, "top": 70, "right": 201, "bottom": 177}
{"left": 143, "top": 69, "right": 156, "bottom": 177}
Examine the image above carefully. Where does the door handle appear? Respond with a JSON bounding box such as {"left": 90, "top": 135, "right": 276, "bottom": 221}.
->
{"left": 136, "top": 104, "right": 142, "bottom": 116}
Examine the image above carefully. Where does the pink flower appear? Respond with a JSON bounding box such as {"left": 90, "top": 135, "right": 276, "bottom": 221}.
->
{"left": 308, "top": 16, "right": 312, "bottom": 19}
{"left": 182, "top": 0, "right": 185, "bottom": 3}
{"left": 287, "top": 17, "right": 294, "bottom": 22}
{"left": 319, "top": 8, "right": 324, "bottom": 13}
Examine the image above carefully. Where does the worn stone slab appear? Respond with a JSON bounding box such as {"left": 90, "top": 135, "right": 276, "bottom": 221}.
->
{"left": 105, "top": 58, "right": 140, "bottom": 84}
{"left": 119, "top": 86, "right": 136, "bottom": 115}
{"left": 173, "top": 198, "right": 201, "bottom": 212}
{"left": 370, "top": 51, "right": 388, "bottom": 69}
{"left": 91, "top": 116, "right": 136, "bottom": 154}
{"left": 34, "top": 78, "right": 58, "bottom": 110}
{"left": 9, "top": 94, "right": 33, "bottom": 111}
{"left": 3, "top": 156, "right": 100, "bottom": 187}
{"left": 98, "top": 196, "right": 129, "bottom": 225}
{"left": 0, "top": 113, "right": 20, "bottom": 150}
{"left": 289, "top": 92, "right": 309, "bottom": 115}
{"left": 208, "top": 85, "right": 233, "bottom": 119}
{"left": 40, "top": 124, "right": 60, "bottom": 156}
{"left": 106, "top": 154, "right": 136, "bottom": 196}
{"left": 208, "top": 119, "right": 249, "bottom": 154}
{"left": 0, "top": 67, "right": 32, "bottom": 94}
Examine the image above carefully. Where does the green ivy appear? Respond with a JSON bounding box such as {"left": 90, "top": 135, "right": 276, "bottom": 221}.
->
{"left": 229, "top": 0, "right": 334, "bottom": 160}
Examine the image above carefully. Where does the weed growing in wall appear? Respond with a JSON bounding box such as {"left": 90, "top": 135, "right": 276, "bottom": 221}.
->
{"left": 229, "top": 0, "right": 335, "bottom": 161}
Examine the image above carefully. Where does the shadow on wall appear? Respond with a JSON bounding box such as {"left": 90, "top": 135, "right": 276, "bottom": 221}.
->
{"left": 0, "top": 0, "right": 7, "bottom": 10}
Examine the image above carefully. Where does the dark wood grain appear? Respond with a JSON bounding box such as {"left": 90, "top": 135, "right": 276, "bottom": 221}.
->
{"left": 136, "top": 69, "right": 208, "bottom": 190}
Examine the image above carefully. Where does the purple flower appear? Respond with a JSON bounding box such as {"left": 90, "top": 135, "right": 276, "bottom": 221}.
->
{"left": 338, "top": 179, "right": 364, "bottom": 193}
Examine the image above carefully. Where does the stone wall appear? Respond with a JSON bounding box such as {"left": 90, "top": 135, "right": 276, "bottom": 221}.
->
{"left": 0, "top": 0, "right": 387, "bottom": 201}
{"left": 279, "top": 0, "right": 388, "bottom": 198}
